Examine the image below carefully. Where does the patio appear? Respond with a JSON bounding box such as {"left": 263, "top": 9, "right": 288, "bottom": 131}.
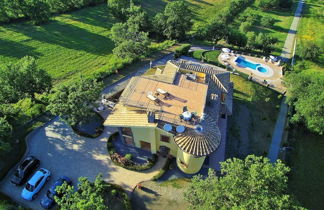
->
{"left": 218, "top": 53, "right": 286, "bottom": 92}
{"left": 113, "top": 135, "right": 153, "bottom": 164}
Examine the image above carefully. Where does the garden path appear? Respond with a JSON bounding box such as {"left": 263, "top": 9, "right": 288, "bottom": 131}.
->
{"left": 280, "top": 0, "right": 305, "bottom": 61}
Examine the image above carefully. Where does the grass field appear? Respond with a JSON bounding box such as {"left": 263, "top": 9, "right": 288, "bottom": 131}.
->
{"left": 296, "top": 0, "right": 324, "bottom": 72}
{"left": 235, "top": 0, "right": 299, "bottom": 55}
{"left": 226, "top": 75, "right": 281, "bottom": 158}
{"left": 0, "top": 1, "right": 229, "bottom": 87}
{"left": 287, "top": 126, "right": 324, "bottom": 210}
{"left": 0, "top": 4, "right": 122, "bottom": 85}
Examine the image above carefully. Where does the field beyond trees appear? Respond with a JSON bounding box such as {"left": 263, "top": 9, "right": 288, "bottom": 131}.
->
{"left": 0, "top": 1, "right": 231, "bottom": 87}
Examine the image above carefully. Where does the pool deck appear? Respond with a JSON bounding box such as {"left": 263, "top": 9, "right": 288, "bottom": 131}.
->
{"left": 219, "top": 53, "right": 286, "bottom": 93}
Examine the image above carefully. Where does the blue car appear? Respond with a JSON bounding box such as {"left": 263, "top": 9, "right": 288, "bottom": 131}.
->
{"left": 40, "top": 176, "right": 72, "bottom": 209}
{"left": 21, "top": 168, "right": 51, "bottom": 201}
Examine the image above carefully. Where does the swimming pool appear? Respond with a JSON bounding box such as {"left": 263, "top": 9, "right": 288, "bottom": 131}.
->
{"left": 235, "top": 56, "right": 268, "bottom": 74}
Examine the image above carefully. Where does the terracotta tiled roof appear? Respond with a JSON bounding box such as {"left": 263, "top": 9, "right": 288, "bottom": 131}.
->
{"left": 174, "top": 114, "right": 221, "bottom": 157}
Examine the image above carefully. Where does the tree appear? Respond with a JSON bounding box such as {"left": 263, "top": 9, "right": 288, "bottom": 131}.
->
{"left": 239, "top": 21, "right": 252, "bottom": 33}
{"left": 246, "top": 31, "right": 257, "bottom": 49}
{"left": 226, "top": 29, "right": 247, "bottom": 48}
{"left": 285, "top": 71, "right": 324, "bottom": 134}
{"left": 23, "top": 0, "right": 51, "bottom": 25}
{"left": 203, "top": 19, "right": 228, "bottom": 44}
{"left": 110, "top": 22, "right": 150, "bottom": 60}
{"left": 55, "top": 174, "right": 108, "bottom": 210}
{"left": 47, "top": 78, "right": 103, "bottom": 126}
{"left": 184, "top": 155, "right": 302, "bottom": 209}
{"left": 107, "top": 0, "right": 129, "bottom": 20}
{"left": 255, "top": 32, "right": 278, "bottom": 54}
{"left": 299, "top": 42, "right": 321, "bottom": 61}
{"left": 125, "top": 2, "right": 150, "bottom": 32}
{"left": 153, "top": 0, "right": 192, "bottom": 40}
{"left": 257, "top": 0, "right": 280, "bottom": 10}
{"left": 0, "top": 117, "right": 12, "bottom": 152}
{"left": 260, "top": 15, "right": 276, "bottom": 28}
{"left": 0, "top": 56, "right": 52, "bottom": 104}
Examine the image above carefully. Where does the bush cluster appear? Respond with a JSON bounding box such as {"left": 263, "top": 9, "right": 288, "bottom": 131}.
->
{"left": 174, "top": 44, "right": 191, "bottom": 59}
{"left": 0, "top": 0, "right": 105, "bottom": 24}
{"left": 107, "top": 132, "right": 158, "bottom": 171}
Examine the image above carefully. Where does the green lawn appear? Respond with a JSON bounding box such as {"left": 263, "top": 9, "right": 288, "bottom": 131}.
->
{"left": 296, "top": 0, "right": 324, "bottom": 72}
{"left": 287, "top": 126, "right": 324, "bottom": 210}
{"left": 190, "top": 50, "right": 223, "bottom": 66}
{"left": 226, "top": 75, "right": 281, "bottom": 158}
{"left": 235, "top": 1, "right": 299, "bottom": 55}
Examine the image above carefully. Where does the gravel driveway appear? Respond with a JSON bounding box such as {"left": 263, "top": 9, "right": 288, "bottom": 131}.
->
{"left": 0, "top": 117, "right": 165, "bottom": 210}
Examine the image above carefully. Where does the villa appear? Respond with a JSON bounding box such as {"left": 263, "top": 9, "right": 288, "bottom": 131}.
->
{"left": 105, "top": 60, "right": 233, "bottom": 174}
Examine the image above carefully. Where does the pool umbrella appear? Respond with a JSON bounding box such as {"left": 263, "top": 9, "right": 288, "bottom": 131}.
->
{"left": 222, "top": 48, "right": 231, "bottom": 53}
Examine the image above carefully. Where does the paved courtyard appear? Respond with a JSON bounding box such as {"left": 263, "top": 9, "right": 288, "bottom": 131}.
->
{"left": 0, "top": 117, "right": 165, "bottom": 210}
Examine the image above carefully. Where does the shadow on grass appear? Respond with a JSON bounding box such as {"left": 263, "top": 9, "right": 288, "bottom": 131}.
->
{"left": 6, "top": 20, "right": 114, "bottom": 56}
{"left": 69, "top": 4, "right": 116, "bottom": 29}
{"left": 0, "top": 38, "right": 42, "bottom": 59}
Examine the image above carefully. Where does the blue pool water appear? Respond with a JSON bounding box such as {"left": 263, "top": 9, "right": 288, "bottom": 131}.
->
{"left": 235, "top": 56, "right": 268, "bottom": 73}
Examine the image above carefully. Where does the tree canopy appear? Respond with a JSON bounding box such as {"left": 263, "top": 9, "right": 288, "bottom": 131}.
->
{"left": 153, "top": 0, "right": 192, "bottom": 40}
{"left": 184, "top": 155, "right": 302, "bottom": 209}
{"left": 285, "top": 71, "right": 324, "bottom": 134}
{"left": 110, "top": 21, "right": 150, "bottom": 60}
{"left": 107, "top": 0, "right": 129, "bottom": 20}
{"left": 202, "top": 19, "right": 229, "bottom": 44}
{"left": 0, "top": 56, "right": 52, "bottom": 104}
{"left": 47, "top": 78, "right": 103, "bottom": 126}
{"left": 0, "top": 117, "right": 12, "bottom": 152}
{"left": 55, "top": 174, "right": 108, "bottom": 210}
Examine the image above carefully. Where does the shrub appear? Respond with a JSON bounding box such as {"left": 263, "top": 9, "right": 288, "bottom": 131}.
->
{"left": 260, "top": 16, "right": 276, "bottom": 28}
{"left": 124, "top": 154, "right": 132, "bottom": 160}
{"left": 111, "top": 189, "right": 117, "bottom": 196}
{"left": 106, "top": 133, "right": 158, "bottom": 171}
{"left": 174, "top": 44, "right": 191, "bottom": 59}
{"left": 299, "top": 42, "right": 321, "bottom": 61}
{"left": 239, "top": 21, "right": 252, "bottom": 33}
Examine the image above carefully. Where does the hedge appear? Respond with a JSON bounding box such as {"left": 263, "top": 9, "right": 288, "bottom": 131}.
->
{"left": 174, "top": 44, "right": 191, "bottom": 59}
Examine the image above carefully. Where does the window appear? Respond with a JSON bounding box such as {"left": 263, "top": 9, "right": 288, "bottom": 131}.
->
{"left": 221, "top": 93, "right": 226, "bottom": 102}
{"left": 160, "top": 135, "right": 170, "bottom": 143}
{"left": 221, "top": 114, "right": 226, "bottom": 119}
{"left": 140, "top": 141, "right": 151, "bottom": 151}
{"left": 121, "top": 127, "right": 133, "bottom": 137}
{"left": 178, "top": 159, "right": 188, "bottom": 168}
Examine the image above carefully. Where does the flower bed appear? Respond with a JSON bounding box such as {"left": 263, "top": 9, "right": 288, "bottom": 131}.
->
{"left": 107, "top": 132, "right": 158, "bottom": 171}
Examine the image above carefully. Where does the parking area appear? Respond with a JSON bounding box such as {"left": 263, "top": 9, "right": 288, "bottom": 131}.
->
{"left": 0, "top": 117, "right": 165, "bottom": 210}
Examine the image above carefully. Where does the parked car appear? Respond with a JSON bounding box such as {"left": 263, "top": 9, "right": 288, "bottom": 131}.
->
{"left": 40, "top": 176, "right": 72, "bottom": 209}
{"left": 21, "top": 168, "right": 51, "bottom": 201}
{"left": 11, "top": 156, "right": 40, "bottom": 185}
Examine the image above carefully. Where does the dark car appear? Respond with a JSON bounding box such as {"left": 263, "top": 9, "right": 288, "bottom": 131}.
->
{"left": 40, "top": 176, "right": 72, "bottom": 209}
{"left": 11, "top": 156, "right": 40, "bottom": 186}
